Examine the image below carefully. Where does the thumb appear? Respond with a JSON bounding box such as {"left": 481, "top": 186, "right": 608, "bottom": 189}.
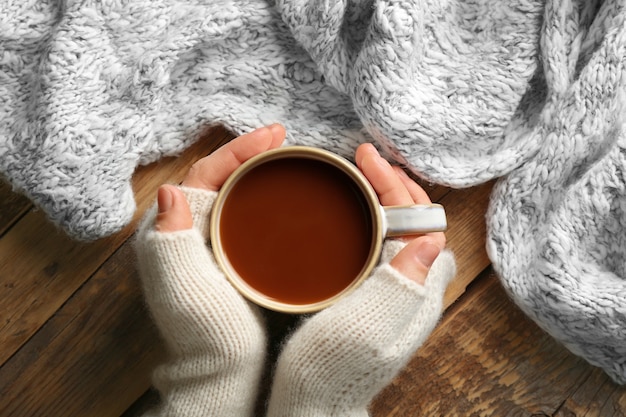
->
{"left": 389, "top": 237, "right": 442, "bottom": 286}
{"left": 155, "top": 184, "right": 193, "bottom": 232}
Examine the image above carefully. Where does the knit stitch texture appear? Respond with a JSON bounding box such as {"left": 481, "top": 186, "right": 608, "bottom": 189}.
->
{"left": 2, "top": 0, "right": 625, "bottom": 385}
{"left": 1, "top": 0, "right": 542, "bottom": 239}
{"left": 487, "top": 0, "right": 626, "bottom": 384}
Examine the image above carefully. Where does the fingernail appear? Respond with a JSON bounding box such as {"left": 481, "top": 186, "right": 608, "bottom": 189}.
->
{"left": 416, "top": 240, "right": 441, "bottom": 268}
{"left": 374, "top": 154, "right": 391, "bottom": 169}
{"left": 243, "top": 127, "right": 267, "bottom": 142}
{"left": 157, "top": 186, "right": 174, "bottom": 214}
{"left": 268, "top": 123, "right": 285, "bottom": 135}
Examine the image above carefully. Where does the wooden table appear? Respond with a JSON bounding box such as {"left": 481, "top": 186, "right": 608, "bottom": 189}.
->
{"left": 0, "top": 126, "right": 624, "bottom": 416}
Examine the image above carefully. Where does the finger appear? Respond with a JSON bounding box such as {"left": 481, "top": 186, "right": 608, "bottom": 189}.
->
{"left": 356, "top": 144, "right": 447, "bottom": 245}
{"left": 390, "top": 236, "right": 442, "bottom": 285}
{"left": 155, "top": 185, "right": 193, "bottom": 232}
{"left": 182, "top": 124, "right": 287, "bottom": 190}
{"left": 355, "top": 143, "right": 413, "bottom": 206}
{"left": 392, "top": 166, "right": 432, "bottom": 204}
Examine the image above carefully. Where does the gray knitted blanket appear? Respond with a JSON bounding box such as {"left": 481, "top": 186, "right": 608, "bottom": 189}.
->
{"left": 1, "top": 1, "right": 624, "bottom": 384}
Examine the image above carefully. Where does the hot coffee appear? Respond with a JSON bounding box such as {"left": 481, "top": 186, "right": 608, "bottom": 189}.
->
{"left": 219, "top": 157, "right": 374, "bottom": 306}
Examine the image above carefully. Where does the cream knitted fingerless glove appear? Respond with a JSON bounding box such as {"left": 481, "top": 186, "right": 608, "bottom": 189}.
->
{"left": 134, "top": 187, "right": 267, "bottom": 417}
{"left": 267, "top": 241, "right": 456, "bottom": 417}
{"left": 135, "top": 186, "right": 456, "bottom": 416}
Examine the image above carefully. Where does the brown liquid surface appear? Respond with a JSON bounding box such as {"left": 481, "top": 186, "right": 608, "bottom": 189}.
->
{"left": 220, "top": 157, "right": 373, "bottom": 305}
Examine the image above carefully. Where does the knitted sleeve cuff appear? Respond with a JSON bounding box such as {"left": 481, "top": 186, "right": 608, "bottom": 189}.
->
{"left": 178, "top": 185, "right": 217, "bottom": 238}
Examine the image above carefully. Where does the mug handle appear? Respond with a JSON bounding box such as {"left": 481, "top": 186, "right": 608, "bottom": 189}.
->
{"left": 382, "top": 204, "right": 447, "bottom": 237}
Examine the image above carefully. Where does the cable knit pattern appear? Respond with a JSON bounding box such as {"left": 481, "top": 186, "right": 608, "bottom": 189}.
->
{"left": 487, "top": 0, "right": 626, "bottom": 384}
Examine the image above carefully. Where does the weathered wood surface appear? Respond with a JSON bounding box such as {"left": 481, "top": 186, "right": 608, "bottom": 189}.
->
{"left": 371, "top": 269, "right": 626, "bottom": 417}
{"left": 0, "top": 179, "right": 31, "bottom": 236}
{"left": 0, "top": 126, "right": 624, "bottom": 417}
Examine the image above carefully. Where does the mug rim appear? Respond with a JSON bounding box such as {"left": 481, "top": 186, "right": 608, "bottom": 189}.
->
{"left": 209, "top": 146, "right": 384, "bottom": 314}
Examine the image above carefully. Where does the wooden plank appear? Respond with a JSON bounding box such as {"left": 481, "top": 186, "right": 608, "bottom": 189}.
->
{"left": 0, "top": 179, "right": 32, "bottom": 236}
{"left": 440, "top": 181, "right": 493, "bottom": 308}
{"left": 556, "top": 367, "right": 626, "bottom": 417}
{"left": 370, "top": 269, "right": 626, "bottom": 416}
{"left": 0, "top": 242, "right": 165, "bottom": 417}
{"left": 0, "top": 126, "right": 234, "bottom": 367}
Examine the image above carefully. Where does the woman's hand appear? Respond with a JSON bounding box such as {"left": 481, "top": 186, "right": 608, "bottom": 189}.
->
{"left": 355, "top": 143, "right": 446, "bottom": 285}
{"left": 134, "top": 124, "right": 286, "bottom": 417}
{"left": 155, "top": 123, "right": 286, "bottom": 232}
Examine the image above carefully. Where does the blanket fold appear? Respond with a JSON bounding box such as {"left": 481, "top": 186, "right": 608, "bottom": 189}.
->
{"left": 488, "top": 0, "right": 626, "bottom": 384}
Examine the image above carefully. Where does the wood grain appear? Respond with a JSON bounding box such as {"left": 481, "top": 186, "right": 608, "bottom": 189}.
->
{"left": 439, "top": 181, "right": 493, "bottom": 308}
{"left": 371, "top": 269, "right": 626, "bottom": 416}
{"left": 0, "top": 243, "right": 163, "bottom": 417}
{"left": 556, "top": 368, "right": 626, "bottom": 417}
{"left": 0, "top": 179, "right": 31, "bottom": 236}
